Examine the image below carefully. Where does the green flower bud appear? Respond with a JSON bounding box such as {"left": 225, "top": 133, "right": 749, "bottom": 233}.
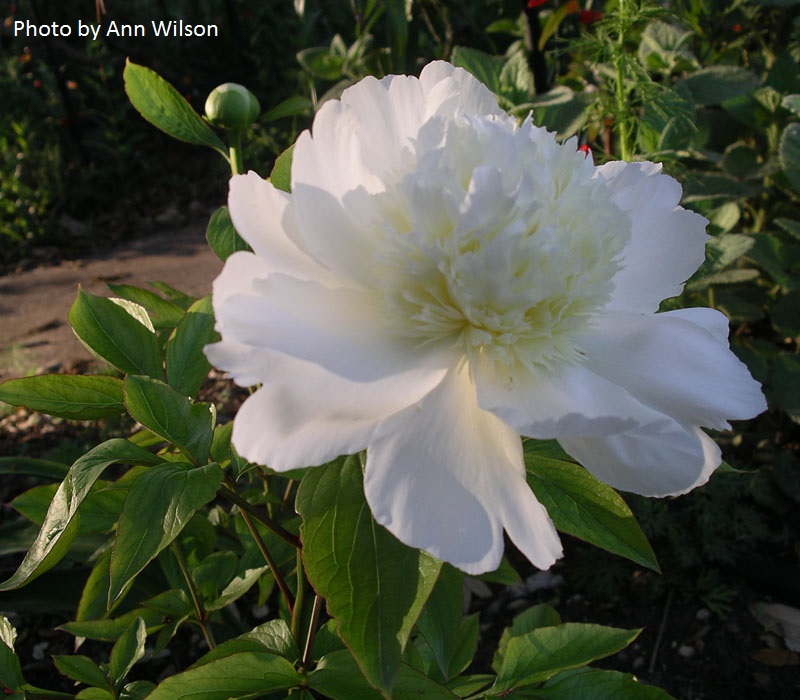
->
{"left": 204, "top": 83, "right": 260, "bottom": 131}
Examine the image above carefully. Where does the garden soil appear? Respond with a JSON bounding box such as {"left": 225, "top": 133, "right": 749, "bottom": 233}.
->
{"left": 0, "top": 219, "right": 222, "bottom": 381}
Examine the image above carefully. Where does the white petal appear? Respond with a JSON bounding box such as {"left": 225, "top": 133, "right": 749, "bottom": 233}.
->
{"left": 227, "top": 172, "right": 331, "bottom": 280}
{"left": 595, "top": 161, "right": 709, "bottom": 313}
{"left": 217, "top": 273, "right": 453, "bottom": 382}
{"left": 580, "top": 311, "right": 767, "bottom": 430}
{"left": 230, "top": 354, "right": 446, "bottom": 470}
{"left": 419, "top": 61, "right": 507, "bottom": 120}
{"left": 365, "top": 364, "right": 562, "bottom": 574}
{"left": 210, "top": 249, "right": 270, "bottom": 308}
{"left": 473, "top": 357, "right": 655, "bottom": 438}
{"left": 559, "top": 421, "right": 721, "bottom": 496}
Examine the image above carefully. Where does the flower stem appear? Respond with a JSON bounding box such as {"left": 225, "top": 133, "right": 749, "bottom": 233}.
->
{"left": 229, "top": 130, "right": 244, "bottom": 175}
{"left": 219, "top": 483, "right": 302, "bottom": 549}
{"left": 170, "top": 541, "right": 216, "bottom": 649}
{"left": 290, "top": 550, "right": 308, "bottom": 644}
{"left": 301, "top": 594, "right": 323, "bottom": 669}
{"left": 614, "top": 0, "right": 632, "bottom": 161}
{"left": 237, "top": 503, "right": 295, "bottom": 616}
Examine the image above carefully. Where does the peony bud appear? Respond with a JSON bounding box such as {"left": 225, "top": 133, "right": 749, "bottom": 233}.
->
{"left": 204, "top": 83, "right": 260, "bottom": 131}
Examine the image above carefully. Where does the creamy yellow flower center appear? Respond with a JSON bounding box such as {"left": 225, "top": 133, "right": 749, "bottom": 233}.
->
{"left": 371, "top": 116, "right": 631, "bottom": 374}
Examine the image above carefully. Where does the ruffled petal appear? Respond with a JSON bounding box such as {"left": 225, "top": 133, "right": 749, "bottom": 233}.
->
{"left": 419, "top": 61, "right": 507, "bottom": 120}
{"left": 365, "top": 364, "right": 562, "bottom": 574}
{"left": 216, "top": 273, "right": 454, "bottom": 382}
{"left": 227, "top": 172, "right": 332, "bottom": 280}
{"left": 472, "top": 357, "right": 656, "bottom": 438}
{"left": 580, "top": 310, "right": 767, "bottom": 430}
{"left": 595, "top": 161, "right": 709, "bottom": 313}
{"left": 230, "top": 353, "right": 447, "bottom": 470}
{"left": 559, "top": 421, "right": 721, "bottom": 497}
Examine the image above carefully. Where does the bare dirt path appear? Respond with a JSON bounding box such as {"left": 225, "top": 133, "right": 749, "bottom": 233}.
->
{"left": 0, "top": 220, "right": 223, "bottom": 380}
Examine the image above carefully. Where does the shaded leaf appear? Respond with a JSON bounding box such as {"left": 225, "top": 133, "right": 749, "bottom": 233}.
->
{"left": 309, "top": 649, "right": 458, "bottom": 700}
{"left": 146, "top": 651, "right": 301, "bottom": 700}
{"left": 525, "top": 452, "right": 659, "bottom": 571}
{"left": 270, "top": 144, "right": 295, "bottom": 193}
{"left": 109, "top": 617, "right": 147, "bottom": 687}
{"left": 779, "top": 122, "right": 800, "bottom": 190}
{"left": 0, "top": 440, "right": 161, "bottom": 591}
{"left": 166, "top": 295, "right": 220, "bottom": 397}
{"left": 680, "top": 65, "right": 760, "bottom": 106}
{"left": 123, "top": 375, "right": 215, "bottom": 464}
{"left": 0, "top": 375, "right": 125, "bottom": 421}
{"left": 534, "top": 668, "right": 675, "bottom": 698}
{"left": 69, "top": 290, "right": 163, "bottom": 379}
{"left": 109, "top": 462, "right": 223, "bottom": 603}
{"left": 205, "top": 206, "right": 251, "bottom": 262}
{"left": 123, "top": 60, "right": 226, "bottom": 156}
{"left": 492, "top": 624, "right": 639, "bottom": 693}
{"left": 106, "top": 284, "right": 185, "bottom": 331}
{"left": 296, "top": 457, "right": 441, "bottom": 694}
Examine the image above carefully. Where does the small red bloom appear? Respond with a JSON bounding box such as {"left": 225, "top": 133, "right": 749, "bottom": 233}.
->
{"left": 578, "top": 9, "right": 603, "bottom": 24}
{"left": 33, "top": 79, "right": 42, "bottom": 88}
{"left": 527, "top": 0, "right": 547, "bottom": 8}
{"left": 733, "top": 23, "right": 741, "bottom": 33}
{"left": 578, "top": 144, "right": 592, "bottom": 159}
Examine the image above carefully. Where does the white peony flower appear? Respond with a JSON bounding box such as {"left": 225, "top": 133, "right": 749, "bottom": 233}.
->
{"left": 205, "top": 61, "right": 766, "bottom": 575}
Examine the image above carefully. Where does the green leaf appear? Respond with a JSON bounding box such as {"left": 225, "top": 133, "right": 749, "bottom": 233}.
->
{"left": 146, "top": 651, "right": 302, "bottom": 700}
{"left": 0, "top": 375, "right": 125, "bottom": 421}
{"left": 679, "top": 66, "right": 760, "bottom": 106}
{"left": 0, "top": 457, "right": 69, "bottom": 480}
{"left": 53, "top": 655, "right": 110, "bottom": 690}
{"left": 270, "top": 144, "right": 294, "bottom": 193}
{"left": 60, "top": 608, "right": 164, "bottom": 642}
{"left": 446, "top": 675, "right": 494, "bottom": 697}
{"left": 779, "top": 122, "right": 800, "bottom": 190}
{"left": 451, "top": 47, "right": 502, "bottom": 96}
{"left": 534, "top": 668, "right": 675, "bottom": 699}
{"left": 166, "top": 295, "right": 220, "bottom": 397}
{"left": 0, "top": 615, "right": 24, "bottom": 689}
{"left": 524, "top": 452, "right": 659, "bottom": 572}
{"left": 492, "top": 624, "right": 640, "bottom": 693}
{"left": 109, "top": 617, "right": 147, "bottom": 687}
{"left": 775, "top": 218, "right": 800, "bottom": 241}
{"left": 12, "top": 481, "right": 125, "bottom": 535}
{"left": 747, "top": 233, "right": 798, "bottom": 288}
{"left": 243, "top": 620, "right": 299, "bottom": 660}
{"left": 69, "top": 290, "right": 163, "bottom": 379}
{"left": 416, "top": 566, "right": 464, "bottom": 680}
{"left": 262, "top": 95, "right": 313, "bottom": 122}
{"left": 771, "top": 354, "right": 800, "bottom": 418}
{"left": 493, "top": 603, "right": 562, "bottom": 674}
{"left": 309, "top": 650, "right": 458, "bottom": 700}
{"left": 120, "top": 681, "right": 156, "bottom": 700}
{"left": 123, "top": 60, "right": 227, "bottom": 156}
{"left": 783, "top": 95, "right": 800, "bottom": 117}
{"left": 109, "top": 462, "right": 223, "bottom": 604}
{"left": 106, "top": 284, "right": 186, "bottom": 331}
{"left": 206, "top": 563, "right": 270, "bottom": 612}
{"left": 123, "top": 375, "right": 215, "bottom": 464}
{"left": 296, "top": 457, "right": 441, "bottom": 694}
{"left": 76, "top": 688, "right": 115, "bottom": 700}
{"left": 773, "top": 290, "right": 800, "bottom": 338}
{"left": 205, "top": 206, "right": 251, "bottom": 262}
{"left": 538, "top": 4, "right": 570, "bottom": 51}
{"left": 0, "top": 439, "right": 162, "bottom": 591}
{"left": 297, "top": 46, "right": 345, "bottom": 81}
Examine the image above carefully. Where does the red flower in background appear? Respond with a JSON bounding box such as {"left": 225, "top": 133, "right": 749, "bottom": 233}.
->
{"left": 527, "top": 0, "right": 547, "bottom": 8}
{"left": 578, "top": 9, "right": 603, "bottom": 24}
